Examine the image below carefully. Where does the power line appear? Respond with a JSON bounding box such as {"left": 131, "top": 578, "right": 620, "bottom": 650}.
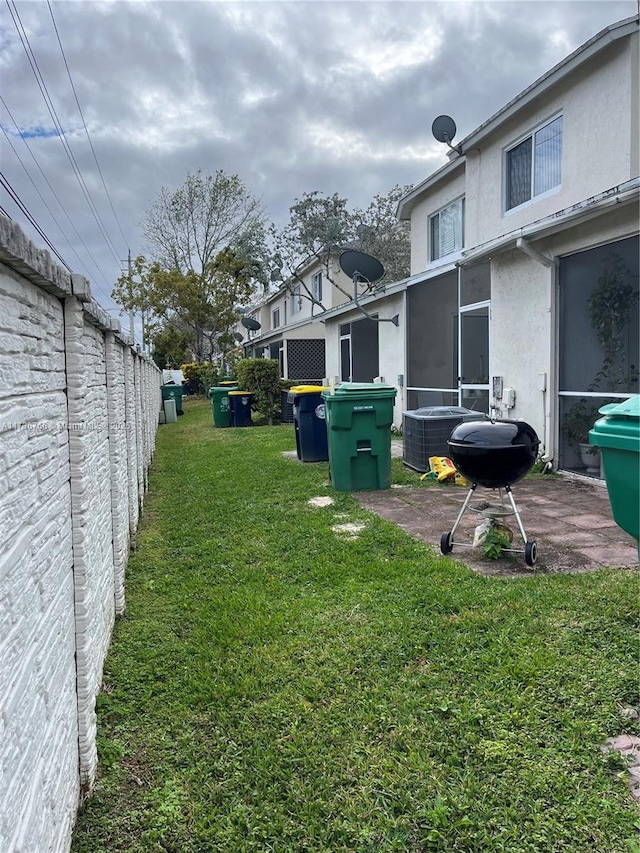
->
{"left": 0, "top": 93, "right": 116, "bottom": 296}
{"left": 1, "top": 116, "right": 95, "bottom": 282}
{"left": 46, "top": 0, "right": 129, "bottom": 250}
{"left": 5, "top": 0, "right": 123, "bottom": 269}
{"left": 0, "top": 169, "right": 71, "bottom": 269}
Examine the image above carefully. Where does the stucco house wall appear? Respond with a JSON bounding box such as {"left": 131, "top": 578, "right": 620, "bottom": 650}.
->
{"left": 407, "top": 167, "right": 466, "bottom": 273}
{"left": 324, "top": 290, "right": 406, "bottom": 427}
{"left": 466, "top": 33, "right": 638, "bottom": 248}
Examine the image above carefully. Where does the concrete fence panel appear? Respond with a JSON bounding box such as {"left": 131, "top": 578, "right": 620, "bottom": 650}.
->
{"left": 0, "top": 215, "right": 161, "bottom": 853}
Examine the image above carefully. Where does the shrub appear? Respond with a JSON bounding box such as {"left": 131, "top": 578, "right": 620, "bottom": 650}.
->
{"left": 180, "top": 362, "right": 221, "bottom": 395}
{"left": 236, "top": 358, "right": 281, "bottom": 425}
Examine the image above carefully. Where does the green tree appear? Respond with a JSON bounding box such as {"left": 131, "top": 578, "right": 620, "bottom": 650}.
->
{"left": 352, "top": 184, "right": 412, "bottom": 285}
{"left": 150, "top": 322, "right": 193, "bottom": 369}
{"left": 112, "top": 170, "right": 269, "bottom": 363}
{"left": 270, "top": 185, "right": 412, "bottom": 312}
{"left": 143, "top": 169, "right": 269, "bottom": 285}
{"left": 270, "top": 191, "right": 355, "bottom": 312}
{"left": 113, "top": 248, "right": 256, "bottom": 363}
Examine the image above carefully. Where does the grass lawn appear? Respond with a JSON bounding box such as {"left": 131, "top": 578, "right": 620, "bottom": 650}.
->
{"left": 72, "top": 399, "right": 639, "bottom": 853}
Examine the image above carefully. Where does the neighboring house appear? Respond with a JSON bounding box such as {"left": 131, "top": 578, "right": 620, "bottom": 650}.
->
{"left": 395, "top": 13, "right": 639, "bottom": 476}
{"left": 239, "top": 254, "right": 355, "bottom": 382}
{"left": 240, "top": 15, "right": 639, "bottom": 467}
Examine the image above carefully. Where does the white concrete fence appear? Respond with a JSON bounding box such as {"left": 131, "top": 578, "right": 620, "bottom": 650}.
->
{"left": 0, "top": 216, "right": 161, "bottom": 853}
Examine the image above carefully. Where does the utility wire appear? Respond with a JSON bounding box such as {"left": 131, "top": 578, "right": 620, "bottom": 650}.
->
{"left": 46, "top": 0, "right": 129, "bottom": 250}
{"left": 0, "top": 93, "right": 115, "bottom": 295}
{"left": 0, "top": 203, "right": 13, "bottom": 219}
{"left": 0, "top": 170, "right": 71, "bottom": 269}
{"left": 6, "top": 0, "right": 123, "bottom": 269}
{"left": 1, "top": 117, "right": 96, "bottom": 283}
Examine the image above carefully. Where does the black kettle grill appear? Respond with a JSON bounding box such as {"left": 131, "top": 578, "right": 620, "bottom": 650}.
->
{"left": 440, "top": 419, "right": 540, "bottom": 566}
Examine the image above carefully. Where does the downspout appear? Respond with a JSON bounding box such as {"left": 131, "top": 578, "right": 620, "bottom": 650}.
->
{"left": 515, "top": 238, "right": 555, "bottom": 464}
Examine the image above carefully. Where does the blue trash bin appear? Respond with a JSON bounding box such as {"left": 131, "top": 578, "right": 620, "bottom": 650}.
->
{"left": 229, "top": 390, "right": 253, "bottom": 427}
{"left": 288, "top": 385, "right": 329, "bottom": 462}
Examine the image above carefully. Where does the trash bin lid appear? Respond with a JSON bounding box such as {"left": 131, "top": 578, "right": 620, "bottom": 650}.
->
{"left": 228, "top": 390, "right": 252, "bottom": 396}
{"left": 289, "top": 385, "right": 329, "bottom": 394}
{"left": 589, "top": 395, "right": 640, "bottom": 452}
{"left": 333, "top": 382, "right": 397, "bottom": 394}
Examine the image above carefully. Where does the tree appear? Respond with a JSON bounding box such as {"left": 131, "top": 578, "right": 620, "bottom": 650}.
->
{"left": 113, "top": 170, "right": 269, "bottom": 363}
{"left": 113, "top": 247, "right": 257, "bottom": 362}
{"left": 270, "top": 185, "right": 412, "bottom": 312}
{"left": 270, "top": 191, "right": 355, "bottom": 312}
{"left": 352, "top": 184, "right": 412, "bottom": 285}
{"left": 150, "top": 322, "right": 193, "bottom": 369}
{"left": 143, "top": 170, "right": 269, "bottom": 285}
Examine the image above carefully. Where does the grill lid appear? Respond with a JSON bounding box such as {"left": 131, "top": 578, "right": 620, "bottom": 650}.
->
{"left": 449, "top": 419, "right": 539, "bottom": 449}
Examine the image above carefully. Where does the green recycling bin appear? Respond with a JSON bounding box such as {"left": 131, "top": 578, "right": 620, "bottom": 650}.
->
{"left": 161, "top": 384, "right": 183, "bottom": 415}
{"left": 589, "top": 395, "right": 640, "bottom": 559}
{"left": 210, "top": 385, "right": 237, "bottom": 428}
{"left": 321, "top": 382, "right": 397, "bottom": 491}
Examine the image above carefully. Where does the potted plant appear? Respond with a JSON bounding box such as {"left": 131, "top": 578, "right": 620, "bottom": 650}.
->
{"left": 563, "top": 398, "right": 602, "bottom": 472}
{"left": 562, "top": 253, "right": 638, "bottom": 473}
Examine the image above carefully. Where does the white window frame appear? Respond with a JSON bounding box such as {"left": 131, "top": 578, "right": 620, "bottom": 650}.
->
{"left": 504, "top": 113, "right": 563, "bottom": 213}
{"left": 312, "top": 271, "right": 322, "bottom": 302}
{"left": 429, "top": 197, "right": 464, "bottom": 262}
{"left": 291, "top": 284, "right": 302, "bottom": 315}
{"left": 272, "top": 307, "right": 280, "bottom": 329}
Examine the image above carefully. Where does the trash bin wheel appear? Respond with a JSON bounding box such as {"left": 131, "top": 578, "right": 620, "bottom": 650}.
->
{"left": 440, "top": 532, "right": 453, "bottom": 555}
{"left": 525, "top": 540, "right": 537, "bottom": 567}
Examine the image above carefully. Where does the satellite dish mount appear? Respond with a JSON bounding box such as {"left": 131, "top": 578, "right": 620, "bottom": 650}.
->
{"left": 432, "top": 114, "right": 463, "bottom": 156}
{"left": 339, "top": 251, "right": 399, "bottom": 326}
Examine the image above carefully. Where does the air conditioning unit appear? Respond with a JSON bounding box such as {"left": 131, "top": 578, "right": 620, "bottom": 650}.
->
{"left": 403, "top": 407, "right": 489, "bottom": 472}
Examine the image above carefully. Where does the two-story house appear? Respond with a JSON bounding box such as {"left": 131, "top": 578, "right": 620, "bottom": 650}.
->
{"left": 395, "top": 14, "right": 639, "bottom": 475}
{"left": 240, "top": 253, "right": 356, "bottom": 382}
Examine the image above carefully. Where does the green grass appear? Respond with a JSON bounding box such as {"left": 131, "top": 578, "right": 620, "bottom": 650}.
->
{"left": 72, "top": 400, "right": 639, "bottom": 853}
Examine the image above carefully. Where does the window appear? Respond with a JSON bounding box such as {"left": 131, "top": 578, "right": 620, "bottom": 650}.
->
{"left": 505, "top": 115, "right": 562, "bottom": 211}
{"left": 272, "top": 307, "right": 280, "bottom": 329}
{"left": 291, "top": 284, "right": 301, "bottom": 315}
{"left": 312, "top": 272, "right": 322, "bottom": 302}
{"left": 430, "top": 198, "right": 464, "bottom": 261}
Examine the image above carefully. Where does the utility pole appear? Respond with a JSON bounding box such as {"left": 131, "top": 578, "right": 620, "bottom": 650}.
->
{"left": 127, "top": 249, "right": 135, "bottom": 345}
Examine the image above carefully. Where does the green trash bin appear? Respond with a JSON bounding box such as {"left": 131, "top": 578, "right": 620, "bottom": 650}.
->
{"left": 589, "top": 395, "right": 640, "bottom": 559}
{"left": 210, "top": 385, "right": 237, "bottom": 428}
{"left": 161, "top": 384, "right": 183, "bottom": 415}
{"left": 321, "top": 382, "right": 397, "bottom": 491}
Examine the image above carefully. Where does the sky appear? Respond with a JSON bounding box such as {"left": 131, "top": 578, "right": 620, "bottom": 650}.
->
{"left": 0, "top": 0, "right": 636, "bottom": 320}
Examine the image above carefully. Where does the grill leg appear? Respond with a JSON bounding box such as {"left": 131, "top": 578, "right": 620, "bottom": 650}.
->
{"left": 450, "top": 484, "right": 477, "bottom": 540}
{"left": 505, "top": 485, "right": 528, "bottom": 544}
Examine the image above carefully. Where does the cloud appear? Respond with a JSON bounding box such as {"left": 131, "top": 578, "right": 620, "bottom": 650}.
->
{"left": 0, "top": 0, "right": 635, "bottom": 313}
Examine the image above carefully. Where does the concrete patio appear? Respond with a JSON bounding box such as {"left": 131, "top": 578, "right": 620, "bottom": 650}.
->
{"left": 356, "top": 448, "right": 638, "bottom": 576}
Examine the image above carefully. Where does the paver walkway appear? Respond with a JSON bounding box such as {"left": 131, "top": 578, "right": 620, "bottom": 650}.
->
{"left": 354, "top": 474, "right": 638, "bottom": 576}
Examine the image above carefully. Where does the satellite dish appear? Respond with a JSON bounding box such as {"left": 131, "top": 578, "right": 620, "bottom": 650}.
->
{"left": 432, "top": 115, "right": 457, "bottom": 144}
{"left": 432, "top": 115, "right": 463, "bottom": 154}
{"left": 339, "top": 250, "right": 384, "bottom": 285}
{"left": 233, "top": 332, "right": 244, "bottom": 342}
{"left": 241, "top": 316, "right": 261, "bottom": 331}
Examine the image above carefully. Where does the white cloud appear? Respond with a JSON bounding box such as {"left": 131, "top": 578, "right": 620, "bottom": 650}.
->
{"left": 0, "top": 0, "right": 635, "bottom": 312}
